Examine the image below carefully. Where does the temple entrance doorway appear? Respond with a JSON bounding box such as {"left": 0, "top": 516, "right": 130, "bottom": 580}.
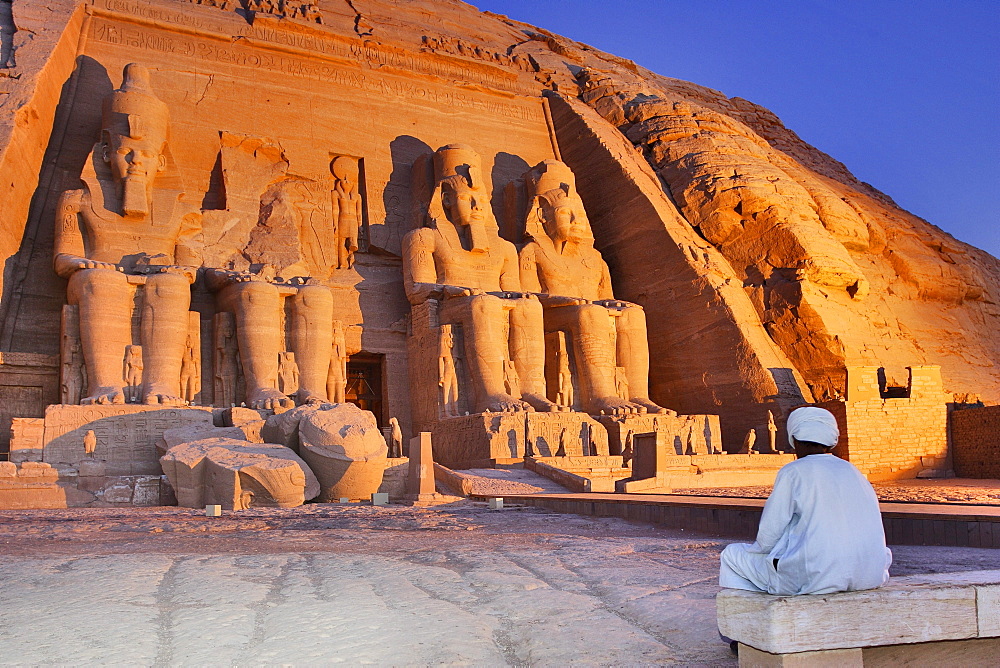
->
{"left": 345, "top": 353, "right": 385, "bottom": 427}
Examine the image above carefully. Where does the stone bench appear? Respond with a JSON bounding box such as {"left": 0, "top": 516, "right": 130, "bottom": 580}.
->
{"left": 717, "top": 570, "right": 1000, "bottom": 666}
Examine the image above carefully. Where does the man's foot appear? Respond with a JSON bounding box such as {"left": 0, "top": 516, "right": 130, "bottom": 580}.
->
{"left": 81, "top": 386, "right": 125, "bottom": 405}
{"left": 248, "top": 387, "right": 295, "bottom": 411}
{"left": 483, "top": 393, "right": 531, "bottom": 413}
{"left": 296, "top": 388, "right": 327, "bottom": 405}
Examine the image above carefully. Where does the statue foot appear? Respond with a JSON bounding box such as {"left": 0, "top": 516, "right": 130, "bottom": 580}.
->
{"left": 631, "top": 398, "right": 675, "bottom": 416}
{"left": 143, "top": 392, "right": 186, "bottom": 407}
{"left": 81, "top": 387, "right": 126, "bottom": 405}
{"left": 521, "top": 393, "right": 564, "bottom": 412}
{"left": 248, "top": 387, "right": 295, "bottom": 411}
{"left": 484, "top": 393, "right": 531, "bottom": 413}
{"left": 591, "top": 397, "right": 648, "bottom": 417}
{"left": 296, "top": 389, "right": 327, "bottom": 405}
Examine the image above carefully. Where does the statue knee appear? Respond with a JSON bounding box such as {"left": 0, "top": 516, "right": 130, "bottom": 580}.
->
{"left": 467, "top": 293, "right": 503, "bottom": 320}
{"left": 235, "top": 281, "right": 280, "bottom": 308}
{"left": 294, "top": 284, "right": 333, "bottom": 310}
{"left": 144, "top": 272, "right": 191, "bottom": 301}
{"left": 576, "top": 303, "right": 613, "bottom": 331}
{"left": 68, "top": 268, "right": 128, "bottom": 303}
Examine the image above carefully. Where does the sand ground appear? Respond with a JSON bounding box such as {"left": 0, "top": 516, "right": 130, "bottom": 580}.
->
{"left": 1, "top": 501, "right": 998, "bottom": 666}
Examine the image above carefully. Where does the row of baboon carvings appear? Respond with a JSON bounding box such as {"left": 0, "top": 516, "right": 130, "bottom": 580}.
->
{"left": 56, "top": 63, "right": 668, "bottom": 421}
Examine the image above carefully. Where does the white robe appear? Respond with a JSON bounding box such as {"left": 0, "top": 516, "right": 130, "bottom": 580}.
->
{"left": 719, "top": 453, "right": 892, "bottom": 595}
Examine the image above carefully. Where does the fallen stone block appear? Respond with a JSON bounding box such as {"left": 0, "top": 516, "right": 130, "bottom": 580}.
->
{"left": 298, "top": 403, "right": 387, "bottom": 502}
{"left": 160, "top": 437, "right": 320, "bottom": 510}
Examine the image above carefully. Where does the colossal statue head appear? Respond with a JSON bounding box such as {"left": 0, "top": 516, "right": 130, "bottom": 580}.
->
{"left": 101, "top": 63, "right": 170, "bottom": 218}
{"left": 430, "top": 144, "right": 491, "bottom": 250}
{"left": 525, "top": 160, "right": 594, "bottom": 246}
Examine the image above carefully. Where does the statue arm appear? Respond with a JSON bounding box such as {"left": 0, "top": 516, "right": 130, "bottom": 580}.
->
{"left": 597, "top": 259, "right": 616, "bottom": 301}
{"left": 53, "top": 190, "right": 113, "bottom": 278}
{"left": 162, "top": 212, "right": 204, "bottom": 283}
{"left": 498, "top": 241, "right": 522, "bottom": 292}
{"left": 518, "top": 244, "right": 542, "bottom": 293}
{"left": 402, "top": 228, "right": 444, "bottom": 304}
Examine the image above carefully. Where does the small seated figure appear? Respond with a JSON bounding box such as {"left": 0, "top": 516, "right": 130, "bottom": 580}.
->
{"left": 403, "top": 144, "right": 558, "bottom": 414}
{"left": 719, "top": 407, "right": 892, "bottom": 596}
{"left": 518, "top": 160, "right": 667, "bottom": 416}
{"left": 54, "top": 63, "right": 201, "bottom": 406}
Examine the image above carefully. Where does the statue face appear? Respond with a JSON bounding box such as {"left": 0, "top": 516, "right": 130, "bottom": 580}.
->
{"left": 103, "top": 132, "right": 166, "bottom": 187}
{"left": 102, "top": 131, "right": 166, "bottom": 217}
{"left": 441, "top": 180, "right": 482, "bottom": 228}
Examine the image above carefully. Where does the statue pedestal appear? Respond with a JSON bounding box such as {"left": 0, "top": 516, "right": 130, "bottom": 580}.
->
{"left": 430, "top": 411, "right": 608, "bottom": 469}
{"left": 33, "top": 404, "right": 215, "bottom": 476}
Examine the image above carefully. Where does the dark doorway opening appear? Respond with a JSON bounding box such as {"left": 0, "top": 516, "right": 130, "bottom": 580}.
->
{"left": 346, "top": 352, "right": 385, "bottom": 427}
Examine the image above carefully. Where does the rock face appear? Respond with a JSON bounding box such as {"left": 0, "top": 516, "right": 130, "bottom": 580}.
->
{"left": 160, "top": 438, "right": 320, "bottom": 510}
{"left": 298, "top": 403, "right": 388, "bottom": 502}
{"left": 0, "top": 0, "right": 996, "bottom": 463}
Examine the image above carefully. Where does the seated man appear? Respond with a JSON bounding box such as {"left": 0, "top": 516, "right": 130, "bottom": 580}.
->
{"left": 719, "top": 406, "right": 891, "bottom": 595}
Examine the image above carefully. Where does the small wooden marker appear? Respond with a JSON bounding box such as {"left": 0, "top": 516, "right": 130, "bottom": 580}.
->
{"left": 205, "top": 504, "right": 222, "bottom": 517}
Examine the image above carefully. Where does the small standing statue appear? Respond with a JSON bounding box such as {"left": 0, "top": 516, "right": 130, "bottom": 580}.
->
{"left": 742, "top": 428, "right": 757, "bottom": 454}
{"left": 63, "top": 339, "right": 85, "bottom": 405}
{"left": 327, "top": 320, "right": 347, "bottom": 403}
{"left": 214, "top": 314, "right": 238, "bottom": 407}
{"left": 330, "top": 156, "right": 363, "bottom": 269}
{"left": 554, "top": 334, "right": 574, "bottom": 409}
{"left": 123, "top": 345, "right": 143, "bottom": 403}
{"left": 179, "top": 332, "right": 200, "bottom": 405}
{"left": 614, "top": 366, "right": 630, "bottom": 401}
{"left": 767, "top": 410, "right": 778, "bottom": 453}
{"left": 622, "top": 429, "right": 634, "bottom": 467}
{"left": 83, "top": 430, "right": 97, "bottom": 457}
{"left": 388, "top": 416, "right": 403, "bottom": 458}
{"left": 438, "top": 324, "right": 460, "bottom": 418}
{"left": 277, "top": 351, "right": 300, "bottom": 397}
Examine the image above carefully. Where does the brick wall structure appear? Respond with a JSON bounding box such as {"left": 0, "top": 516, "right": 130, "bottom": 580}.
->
{"left": 819, "top": 366, "right": 950, "bottom": 481}
{"left": 950, "top": 405, "right": 1000, "bottom": 479}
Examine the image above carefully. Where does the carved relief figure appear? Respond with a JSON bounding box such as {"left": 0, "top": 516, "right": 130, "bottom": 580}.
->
{"left": 123, "top": 345, "right": 143, "bottom": 403}
{"left": 518, "top": 160, "right": 667, "bottom": 416}
{"left": 179, "top": 332, "right": 200, "bottom": 405}
{"left": 438, "top": 324, "right": 460, "bottom": 417}
{"left": 327, "top": 320, "right": 347, "bottom": 404}
{"left": 767, "top": 410, "right": 778, "bottom": 453}
{"left": 403, "top": 144, "right": 558, "bottom": 414}
{"left": 330, "top": 156, "right": 363, "bottom": 269}
{"left": 53, "top": 64, "right": 201, "bottom": 406}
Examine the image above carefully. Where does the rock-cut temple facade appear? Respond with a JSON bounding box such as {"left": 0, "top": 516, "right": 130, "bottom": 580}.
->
{"left": 0, "top": 0, "right": 997, "bottom": 506}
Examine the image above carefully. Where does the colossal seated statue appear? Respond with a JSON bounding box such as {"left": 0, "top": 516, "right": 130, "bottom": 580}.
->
{"left": 518, "top": 160, "right": 668, "bottom": 416}
{"left": 54, "top": 63, "right": 201, "bottom": 406}
{"left": 402, "top": 144, "right": 559, "bottom": 415}
{"left": 205, "top": 178, "right": 340, "bottom": 410}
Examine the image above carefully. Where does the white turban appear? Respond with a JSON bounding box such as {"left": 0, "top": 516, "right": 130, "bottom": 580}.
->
{"left": 786, "top": 406, "right": 839, "bottom": 448}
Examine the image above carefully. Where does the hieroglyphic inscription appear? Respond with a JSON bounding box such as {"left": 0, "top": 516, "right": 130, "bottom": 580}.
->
{"left": 41, "top": 405, "right": 214, "bottom": 476}
{"left": 91, "top": 19, "right": 541, "bottom": 121}
{"left": 93, "top": 2, "right": 525, "bottom": 94}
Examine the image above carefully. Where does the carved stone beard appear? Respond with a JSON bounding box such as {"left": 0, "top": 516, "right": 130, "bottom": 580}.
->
{"left": 121, "top": 175, "right": 150, "bottom": 219}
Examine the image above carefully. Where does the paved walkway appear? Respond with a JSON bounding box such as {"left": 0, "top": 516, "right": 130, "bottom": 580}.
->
{"left": 0, "top": 503, "right": 996, "bottom": 665}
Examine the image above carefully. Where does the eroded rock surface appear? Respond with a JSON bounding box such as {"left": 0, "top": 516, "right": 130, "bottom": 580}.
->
{"left": 298, "top": 403, "right": 388, "bottom": 502}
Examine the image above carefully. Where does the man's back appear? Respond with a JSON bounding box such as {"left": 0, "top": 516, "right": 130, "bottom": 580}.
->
{"left": 761, "top": 454, "right": 890, "bottom": 595}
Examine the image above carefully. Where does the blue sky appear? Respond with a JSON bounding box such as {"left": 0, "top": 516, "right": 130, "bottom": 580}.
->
{"left": 477, "top": 0, "right": 1000, "bottom": 258}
